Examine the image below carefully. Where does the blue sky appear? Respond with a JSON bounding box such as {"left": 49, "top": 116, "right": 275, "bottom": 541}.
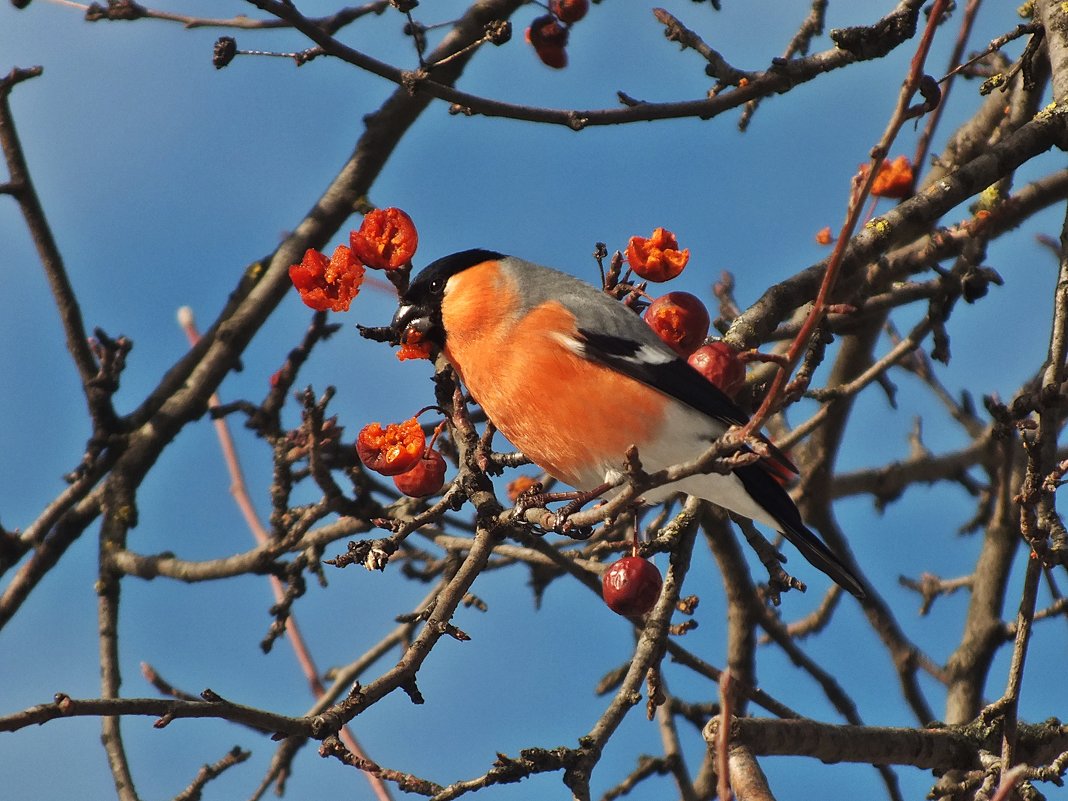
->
{"left": 2, "top": 2, "right": 1064, "bottom": 800}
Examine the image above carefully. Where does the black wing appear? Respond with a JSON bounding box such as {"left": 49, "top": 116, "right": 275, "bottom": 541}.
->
{"left": 576, "top": 327, "right": 866, "bottom": 598}
{"left": 734, "top": 464, "right": 867, "bottom": 598}
{"left": 574, "top": 327, "right": 796, "bottom": 474}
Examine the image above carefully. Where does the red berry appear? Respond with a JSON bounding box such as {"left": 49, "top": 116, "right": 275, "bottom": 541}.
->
{"left": 644, "top": 291, "right": 710, "bottom": 357}
{"left": 550, "top": 0, "right": 588, "bottom": 23}
{"left": 688, "top": 341, "right": 746, "bottom": 398}
{"left": 602, "top": 556, "right": 662, "bottom": 616}
{"left": 528, "top": 14, "right": 568, "bottom": 47}
{"left": 526, "top": 15, "right": 569, "bottom": 69}
{"left": 536, "top": 44, "right": 567, "bottom": 69}
{"left": 392, "top": 448, "right": 447, "bottom": 497}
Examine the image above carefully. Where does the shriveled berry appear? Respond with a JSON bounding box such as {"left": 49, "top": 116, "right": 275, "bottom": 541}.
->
{"left": 688, "top": 341, "right": 746, "bottom": 398}
{"left": 397, "top": 341, "right": 433, "bottom": 361}
{"left": 396, "top": 328, "right": 433, "bottom": 361}
{"left": 644, "top": 291, "right": 710, "bottom": 357}
{"left": 528, "top": 14, "right": 568, "bottom": 47}
{"left": 393, "top": 449, "right": 447, "bottom": 497}
{"left": 550, "top": 0, "right": 588, "bottom": 23}
{"left": 602, "top": 556, "right": 662, "bottom": 616}
{"left": 533, "top": 43, "right": 567, "bottom": 69}
{"left": 865, "top": 155, "right": 914, "bottom": 199}
{"left": 526, "top": 14, "right": 569, "bottom": 69}
{"left": 288, "top": 245, "right": 365, "bottom": 312}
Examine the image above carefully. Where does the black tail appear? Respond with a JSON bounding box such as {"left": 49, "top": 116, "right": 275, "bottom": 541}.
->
{"left": 735, "top": 463, "right": 867, "bottom": 599}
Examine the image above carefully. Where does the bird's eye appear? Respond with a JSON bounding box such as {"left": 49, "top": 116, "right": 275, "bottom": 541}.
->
{"left": 429, "top": 278, "right": 444, "bottom": 295}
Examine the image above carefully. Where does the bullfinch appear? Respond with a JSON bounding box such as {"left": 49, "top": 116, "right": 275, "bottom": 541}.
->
{"left": 389, "top": 249, "right": 866, "bottom": 599}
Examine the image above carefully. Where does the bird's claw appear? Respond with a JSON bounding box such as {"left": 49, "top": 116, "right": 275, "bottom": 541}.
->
{"left": 510, "top": 482, "right": 596, "bottom": 539}
{"left": 510, "top": 481, "right": 546, "bottom": 525}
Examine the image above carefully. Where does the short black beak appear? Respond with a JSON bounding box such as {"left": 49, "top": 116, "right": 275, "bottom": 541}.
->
{"left": 390, "top": 302, "right": 434, "bottom": 346}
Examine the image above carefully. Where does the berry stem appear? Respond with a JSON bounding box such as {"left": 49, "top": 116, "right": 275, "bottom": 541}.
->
{"left": 414, "top": 404, "right": 447, "bottom": 420}
{"left": 425, "top": 421, "right": 447, "bottom": 457}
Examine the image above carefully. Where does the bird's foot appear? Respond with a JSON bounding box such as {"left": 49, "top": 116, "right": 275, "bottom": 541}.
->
{"left": 511, "top": 482, "right": 612, "bottom": 539}
{"left": 735, "top": 518, "right": 807, "bottom": 605}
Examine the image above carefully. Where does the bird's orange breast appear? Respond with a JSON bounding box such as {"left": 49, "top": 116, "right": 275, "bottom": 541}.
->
{"left": 441, "top": 264, "right": 667, "bottom": 489}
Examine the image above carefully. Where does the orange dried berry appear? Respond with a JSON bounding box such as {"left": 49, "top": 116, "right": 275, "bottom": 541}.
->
{"left": 396, "top": 326, "right": 433, "bottom": 361}
{"left": 395, "top": 326, "right": 431, "bottom": 363}
{"left": 350, "top": 207, "right": 419, "bottom": 271}
{"left": 356, "top": 418, "right": 426, "bottom": 476}
{"left": 397, "top": 341, "right": 433, "bottom": 361}
{"left": 506, "top": 475, "right": 539, "bottom": 503}
{"left": 526, "top": 14, "right": 569, "bottom": 69}
{"left": 288, "top": 245, "right": 365, "bottom": 312}
{"left": 626, "top": 227, "right": 690, "bottom": 282}
{"left": 550, "top": 0, "right": 588, "bottom": 23}
{"left": 862, "top": 155, "right": 914, "bottom": 199}
{"left": 815, "top": 226, "right": 834, "bottom": 246}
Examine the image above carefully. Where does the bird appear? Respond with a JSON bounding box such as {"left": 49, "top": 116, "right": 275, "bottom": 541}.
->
{"left": 389, "top": 248, "right": 866, "bottom": 598}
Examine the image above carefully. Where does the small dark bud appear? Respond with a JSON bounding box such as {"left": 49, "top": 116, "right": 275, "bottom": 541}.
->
{"left": 918, "top": 74, "right": 941, "bottom": 112}
{"left": 960, "top": 272, "right": 987, "bottom": 303}
{"left": 486, "top": 20, "right": 512, "bottom": 46}
{"left": 961, "top": 266, "right": 1003, "bottom": 304}
{"left": 213, "top": 37, "right": 237, "bottom": 69}
{"left": 85, "top": 0, "right": 145, "bottom": 21}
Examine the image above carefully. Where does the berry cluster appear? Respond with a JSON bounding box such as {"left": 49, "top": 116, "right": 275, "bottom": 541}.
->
{"left": 357, "top": 416, "right": 448, "bottom": 498}
{"left": 525, "top": 0, "right": 589, "bottom": 69}
{"left": 288, "top": 207, "right": 418, "bottom": 313}
{"left": 597, "top": 226, "right": 753, "bottom": 617}
{"left": 627, "top": 226, "right": 747, "bottom": 399}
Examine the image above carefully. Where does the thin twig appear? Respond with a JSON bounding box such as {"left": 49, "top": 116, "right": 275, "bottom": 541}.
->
{"left": 740, "top": 0, "right": 951, "bottom": 437}
{"left": 177, "top": 308, "right": 394, "bottom": 801}
{"left": 0, "top": 66, "right": 98, "bottom": 389}
{"left": 242, "top": 0, "right": 922, "bottom": 130}
{"left": 48, "top": 0, "right": 391, "bottom": 31}
{"left": 97, "top": 514, "right": 139, "bottom": 801}
{"left": 913, "top": 0, "right": 983, "bottom": 178}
